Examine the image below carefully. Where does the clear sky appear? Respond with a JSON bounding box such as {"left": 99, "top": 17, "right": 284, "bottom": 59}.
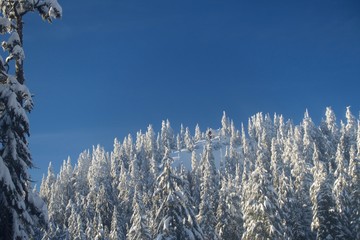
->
{"left": 21, "top": 0, "right": 360, "bottom": 184}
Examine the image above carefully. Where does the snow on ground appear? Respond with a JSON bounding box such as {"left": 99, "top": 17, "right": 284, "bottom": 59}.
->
{"left": 171, "top": 128, "right": 239, "bottom": 171}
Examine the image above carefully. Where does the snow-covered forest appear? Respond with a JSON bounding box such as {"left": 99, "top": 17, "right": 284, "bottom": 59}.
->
{"left": 39, "top": 108, "right": 360, "bottom": 240}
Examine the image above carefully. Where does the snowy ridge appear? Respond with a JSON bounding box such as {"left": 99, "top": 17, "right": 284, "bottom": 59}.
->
{"left": 38, "top": 109, "right": 360, "bottom": 240}
{"left": 172, "top": 129, "right": 240, "bottom": 171}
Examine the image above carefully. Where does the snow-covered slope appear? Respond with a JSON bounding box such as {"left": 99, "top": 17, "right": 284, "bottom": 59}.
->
{"left": 172, "top": 129, "right": 233, "bottom": 170}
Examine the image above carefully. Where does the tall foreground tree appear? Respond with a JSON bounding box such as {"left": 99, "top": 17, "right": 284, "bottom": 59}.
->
{"left": 0, "top": 1, "right": 62, "bottom": 239}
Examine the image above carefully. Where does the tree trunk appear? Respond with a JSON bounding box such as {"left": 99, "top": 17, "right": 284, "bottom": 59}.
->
{"left": 15, "top": 14, "right": 25, "bottom": 85}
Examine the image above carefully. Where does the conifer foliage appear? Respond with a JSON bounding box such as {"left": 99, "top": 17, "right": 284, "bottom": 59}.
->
{"left": 40, "top": 108, "right": 360, "bottom": 239}
{"left": 0, "top": 0, "right": 61, "bottom": 239}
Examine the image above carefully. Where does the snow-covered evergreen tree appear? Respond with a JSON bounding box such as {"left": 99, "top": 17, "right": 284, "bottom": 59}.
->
{"left": 270, "top": 138, "right": 283, "bottom": 193}
{"left": 93, "top": 214, "right": 109, "bottom": 240}
{"left": 72, "top": 150, "right": 91, "bottom": 212}
{"left": 290, "top": 128, "right": 313, "bottom": 239}
{"left": 302, "top": 110, "right": 317, "bottom": 167}
{"left": 145, "top": 124, "right": 157, "bottom": 159}
{"left": 221, "top": 111, "right": 230, "bottom": 140}
{"left": 87, "top": 146, "right": 113, "bottom": 228}
{"left": 311, "top": 147, "right": 343, "bottom": 239}
{"left": 349, "top": 147, "right": 360, "bottom": 239}
{"left": 190, "top": 150, "right": 201, "bottom": 210}
{"left": 109, "top": 207, "right": 125, "bottom": 240}
{"left": 0, "top": 1, "right": 61, "bottom": 238}
{"left": 194, "top": 124, "right": 202, "bottom": 142}
{"left": 319, "top": 107, "right": 339, "bottom": 168}
{"left": 127, "top": 187, "right": 151, "bottom": 240}
{"left": 153, "top": 148, "right": 203, "bottom": 240}
{"left": 215, "top": 178, "right": 243, "bottom": 239}
{"left": 47, "top": 158, "right": 73, "bottom": 231}
{"left": 184, "top": 127, "right": 195, "bottom": 151}
{"left": 197, "top": 142, "right": 219, "bottom": 240}
{"left": 67, "top": 202, "right": 85, "bottom": 240}
{"left": 110, "top": 138, "right": 122, "bottom": 195}
{"left": 40, "top": 162, "right": 56, "bottom": 203}
{"left": 333, "top": 142, "right": 352, "bottom": 238}
{"left": 242, "top": 145, "right": 283, "bottom": 240}
{"left": 160, "top": 120, "right": 176, "bottom": 151}
{"left": 277, "top": 169, "right": 297, "bottom": 239}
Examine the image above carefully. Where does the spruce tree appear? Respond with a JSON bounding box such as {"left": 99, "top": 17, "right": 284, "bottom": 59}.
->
{"left": 67, "top": 202, "right": 85, "bottom": 240}
{"left": 190, "top": 150, "right": 201, "bottom": 210}
{"left": 194, "top": 124, "right": 201, "bottom": 142}
{"left": 127, "top": 187, "right": 151, "bottom": 240}
{"left": 215, "top": 178, "right": 243, "bottom": 239}
{"left": 290, "top": 132, "right": 313, "bottom": 239}
{"left": 349, "top": 148, "right": 360, "bottom": 239}
{"left": 0, "top": 1, "right": 61, "bottom": 238}
{"left": 197, "top": 142, "right": 219, "bottom": 240}
{"left": 242, "top": 145, "right": 283, "bottom": 240}
{"left": 311, "top": 148, "right": 343, "bottom": 240}
{"left": 184, "top": 127, "right": 194, "bottom": 151}
{"left": 110, "top": 138, "right": 122, "bottom": 195}
{"left": 39, "top": 162, "right": 56, "bottom": 203}
{"left": 333, "top": 142, "right": 352, "bottom": 238}
{"left": 153, "top": 148, "right": 203, "bottom": 240}
{"left": 109, "top": 207, "right": 125, "bottom": 240}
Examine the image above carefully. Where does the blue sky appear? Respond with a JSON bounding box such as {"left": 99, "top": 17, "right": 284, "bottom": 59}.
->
{"left": 21, "top": 0, "right": 360, "bottom": 184}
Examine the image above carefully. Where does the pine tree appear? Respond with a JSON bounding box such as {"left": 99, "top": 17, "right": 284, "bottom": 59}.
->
{"left": 220, "top": 111, "right": 230, "bottom": 141}
{"left": 153, "top": 148, "right": 203, "bottom": 240}
{"left": 229, "top": 120, "right": 240, "bottom": 146}
{"left": 87, "top": 146, "right": 113, "bottom": 227}
{"left": 160, "top": 119, "right": 176, "bottom": 151}
{"left": 290, "top": 132, "right": 313, "bottom": 239}
{"left": 117, "top": 161, "right": 131, "bottom": 236}
{"left": 345, "top": 107, "right": 357, "bottom": 151}
{"left": 0, "top": 1, "right": 61, "bottom": 238}
{"left": 67, "top": 202, "right": 85, "bottom": 240}
{"left": 310, "top": 148, "right": 343, "bottom": 240}
{"left": 145, "top": 124, "right": 157, "bottom": 159}
{"left": 109, "top": 207, "right": 125, "bottom": 240}
{"left": 176, "top": 134, "right": 182, "bottom": 151}
{"left": 302, "top": 110, "right": 317, "bottom": 167}
{"left": 197, "top": 143, "right": 219, "bottom": 240}
{"left": 194, "top": 124, "right": 202, "bottom": 142}
{"left": 127, "top": 187, "right": 151, "bottom": 240}
{"left": 215, "top": 178, "right": 243, "bottom": 239}
{"left": 72, "top": 150, "right": 91, "bottom": 206}
{"left": 40, "top": 162, "right": 56, "bottom": 203}
{"left": 47, "top": 158, "right": 73, "bottom": 232}
{"left": 93, "top": 214, "right": 109, "bottom": 240}
{"left": 110, "top": 138, "right": 122, "bottom": 194}
{"left": 277, "top": 170, "right": 296, "bottom": 239}
{"left": 349, "top": 148, "right": 360, "bottom": 239}
{"left": 225, "top": 140, "right": 239, "bottom": 177}
{"left": 190, "top": 150, "right": 201, "bottom": 210}
{"left": 319, "top": 107, "right": 339, "bottom": 168}
{"left": 95, "top": 185, "right": 114, "bottom": 230}
{"left": 270, "top": 138, "right": 282, "bottom": 193}
{"left": 184, "top": 127, "right": 195, "bottom": 151}
{"left": 242, "top": 145, "right": 283, "bottom": 240}
{"left": 333, "top": 142, "right": 352, "bottom": 238}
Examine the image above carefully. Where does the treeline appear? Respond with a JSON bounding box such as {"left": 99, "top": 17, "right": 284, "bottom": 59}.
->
{"left": 39, "top": 108, "right": 360, "bottom": 240}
